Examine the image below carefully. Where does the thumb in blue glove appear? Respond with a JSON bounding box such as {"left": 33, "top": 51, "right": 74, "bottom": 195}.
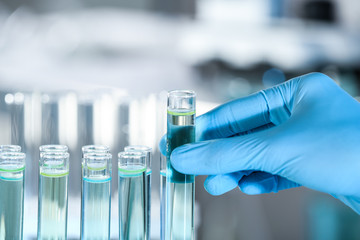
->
{"left": 160, "top": 72, "right": 360, "bottom": 214}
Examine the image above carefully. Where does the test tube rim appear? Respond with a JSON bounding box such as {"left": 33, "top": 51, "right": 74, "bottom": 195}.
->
{"left": 124, "top": 145, "right": 152, "bottom": 170}
{"left": 82, "top": 145, "right": 110, "bottom": 154}
{"left": 167, "top": 90, "right": 196, "bottom": 114}
{"left": 167, "top": 90, "right": 196, "bottom": 99}
{"left": 0, "top": 145, "right": 21, "bottom": 152}
{"left": 39, "top": 145, "right": 68, "bottom": 153}
{"left": 118, "top": 151, "right": 146, "bottom": 172}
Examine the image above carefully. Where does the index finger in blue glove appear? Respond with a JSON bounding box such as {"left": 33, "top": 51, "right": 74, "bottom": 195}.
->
{"left": 195, "top": 76, "right": 299, "bottom": 141}
{"left": 195, "top": 93, "right": 269, "bottom": 141}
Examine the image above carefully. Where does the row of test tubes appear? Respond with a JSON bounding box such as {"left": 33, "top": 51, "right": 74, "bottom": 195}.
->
{"left": 0, "top": 89, "right": 196, "bottom": 240}
{"left": 0, "top": 144, "right": 152, "bottom": 240}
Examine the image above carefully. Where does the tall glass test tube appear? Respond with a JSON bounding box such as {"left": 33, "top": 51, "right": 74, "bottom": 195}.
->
{"left": 81, "top": 152, "right": 112, "bottom": 240}
{"left": 118, "top": 151, "right": 146, "bottom": 240}
{"left": 38, "top": 150, "right": 69, "bottom": 240}
{"left": 0, "top": 152, "right": 26, "bottom": 240}
{"left": 124, "top": 145, "right": 152, "bottom": 240}
{"left": 166, "top": 90, "right": 195, "bottom": 240}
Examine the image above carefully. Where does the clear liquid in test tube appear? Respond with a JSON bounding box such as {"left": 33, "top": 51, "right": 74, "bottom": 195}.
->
{"left": 166, "top": 90, "right": 195, "bottom": 240}
{"left": 38, "top": 149, "right": 69, "bottom": 240}
{"left": 81, "top": 152, "right": 112, "bottom": 240}
{"left": 124, "top": 145, "right": 152, "bottom": 240}
{"left": 0, "top": 152, "right": 26, "bottom": 240}
{"left": 118, "top": 151, "right": 146, "bottom": 240}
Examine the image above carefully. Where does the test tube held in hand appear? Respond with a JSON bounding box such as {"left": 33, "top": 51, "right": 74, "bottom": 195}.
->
{"left": 165, "top": 90, "right": 196, "bottom": 240}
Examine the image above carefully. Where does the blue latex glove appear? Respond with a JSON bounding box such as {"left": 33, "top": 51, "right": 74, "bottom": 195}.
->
{"left": 159, "top": 73, "right": 360, "bottom": 214}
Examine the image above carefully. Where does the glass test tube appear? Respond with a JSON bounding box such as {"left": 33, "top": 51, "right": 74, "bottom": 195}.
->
{"left": 0, "top": 145, "right": 21, "bottom": 152}
{"left": 0, "top": 152, "right": 26, "bottom": 240}
{"left": 38, "top": 149, "right": 69, "bottom": 240}
{"left": 118, "top": 151, "right": 147, "bottom": 240}
{"left": 124, "top": 145, "right": 152, "bottom": 240}
{"left": 81, "top": 145, "right": 111, "bottom": 239}
{"left": 160, "top": 153, "right": 166, "bottom": 240}
{"left": 81, "top": 152, "right": 112, "bottom": 240}
{"left": 166, "top": 90, "right": 195, "bottom": 240}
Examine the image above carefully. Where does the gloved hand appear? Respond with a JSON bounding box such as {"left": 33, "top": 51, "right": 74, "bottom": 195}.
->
{"left": 159, "top": 73, "right": 360, "bottom": 214}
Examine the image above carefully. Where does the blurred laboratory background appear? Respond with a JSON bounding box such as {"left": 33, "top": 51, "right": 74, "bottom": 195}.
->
{"left": 1, "top": 0, "right": 360, "bottom": 239}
